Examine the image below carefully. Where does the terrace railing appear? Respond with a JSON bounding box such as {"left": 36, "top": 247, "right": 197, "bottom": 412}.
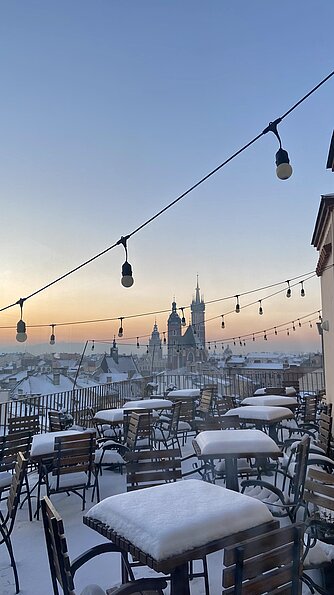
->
{"left": 0, "top": 368, "right": 325, "bottom": 436}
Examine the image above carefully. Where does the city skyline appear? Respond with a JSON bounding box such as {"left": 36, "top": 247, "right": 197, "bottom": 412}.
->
{"left": 0, "top": 2, "right": 332, "bottom": 352}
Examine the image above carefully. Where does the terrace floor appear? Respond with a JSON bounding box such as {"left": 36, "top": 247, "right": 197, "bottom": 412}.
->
{"left": 0, "top": 439, "right": 323, "bottom": 594}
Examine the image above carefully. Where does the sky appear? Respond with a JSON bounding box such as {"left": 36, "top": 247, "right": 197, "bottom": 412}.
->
{"left": 0, "top": 0, "right": 333, "bottom": 355}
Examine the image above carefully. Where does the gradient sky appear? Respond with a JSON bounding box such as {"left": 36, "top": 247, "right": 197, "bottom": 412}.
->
{"left": 0, "top": 1, "right": 333, "bottom": 355}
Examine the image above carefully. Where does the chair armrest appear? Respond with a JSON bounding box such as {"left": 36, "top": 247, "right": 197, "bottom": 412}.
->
{"left": 71, "top": 543, "right": 125, "bottom": 577}
{"left": 241, "top": 479, "right": 286, "bottom": 504}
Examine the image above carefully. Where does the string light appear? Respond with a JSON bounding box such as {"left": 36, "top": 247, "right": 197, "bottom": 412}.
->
{"left": 49, "top": 324, "right": 56, "bottom": 345}
{"left": 221, "top": 315, "right": 225, "bottom": 329}
{"left": 264, "top": 119, "right": 292, "bottom": 180}
{"left": 258, "top": 300, "right": 263, "bottom": 315}
{"left": 274, "top": 327, "right": 278, "bottom": 335}
{"left": 163, "top": 332, "right": 166, "bottom": 345}
{"left": 252, "top": 334, "right": 255, "bottom": 342}
{"left": 118, "top": 317, "right": 124, "bottom": 338}
{"left": 136, "top": 337, "right": 140, "bottom": 348}
{"left": 286, "top": 280, "right": 292, "bottom": 298}
{"left": 239, "top": 338, "right": 242, "bottom": 346}
{"left": 235, "top": 295, "right": 240, "bottom": 313}
{"left": 292, "top": 321, "right": 296, "bottom": 331}
{"left": 300, "top": 281, "right": 305, "bottom": 297}
{"left": 16, "top": 299, "right": 27, "bottom": 343}
{"left": 91, "top": 340, "right": 95, "bottom": 351}
{"left": 119, "top": 236, "right": 134, "bottom": 288}
{"left": 298, "top": 319, "right": 302, "bottom": 327}
{"left": 309, "top": 321, "right": 313, "bottom": 328}
{"left": 146, "top": 345, "right": 149, "bottom": 354}
{"left": 180, "top": 308, "right": 186, "bottom": 327}
{"left": 264, "top": 332, "right": 267, "bottom": 341}
{"left": 287, "top": 329, "right": 290, "bottom": 336}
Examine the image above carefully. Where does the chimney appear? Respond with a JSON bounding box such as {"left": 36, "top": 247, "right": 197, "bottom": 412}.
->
{"left": 53, "top": 372, "right": 60, "bottom": 386}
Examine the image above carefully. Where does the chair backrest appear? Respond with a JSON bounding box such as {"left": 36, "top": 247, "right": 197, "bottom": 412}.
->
{"left": 5, "top": 452, "right": 28, "bottom": 525}
{"left": 125, "top": 448, "right": 182, "bottom": 491}
{"left": 197, "top": 386, "right": 216, "bottom": 417}
{"left": 304, "top": 467, "right": 334, "bottom": 522}
{"left": 223, "top": 524, "right": 303, "bottom": 594}
{"left": 216, "top": 396, "right": 237, "bottom": 417}
{"left": 8, "top": 414, "right": 40, "bottom": 435}
{"left": 41, "top": 496, "right": 76, "bottom": 595}
{"left": 315, "top": 412, "right": 332, "bottom": 456}
{"left": 0, "top": 431, "right": 32, "bottom": 472}
{"left": 302, "top": 395, "right": 318, "bottom": 425}
{"left": 290, "top": 434, "right": 311, "bottom": 507}
{"left": 48, "top": 411, "right": 68, "bottom": 432}
{"left": 177, "top": 399, "right": 195, "bottom": 425}
{"left": 53, "top": 432, "right": 96, "bottom": 489}
{"left": 126, "top": 411, "right": 153, "bottom": 450}
{"left": 169, "top": 401, "right": 182, "bottom": 435}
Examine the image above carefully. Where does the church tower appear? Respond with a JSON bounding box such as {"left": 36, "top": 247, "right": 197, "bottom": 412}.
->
{"left": 191, "top": 277, "right": 205, "bottom": 348}
{"left": 167, "top": 300, "right": 181, "bottom": 369}
{"left": 149, "top": 322, "right": 162, "bottom": 357}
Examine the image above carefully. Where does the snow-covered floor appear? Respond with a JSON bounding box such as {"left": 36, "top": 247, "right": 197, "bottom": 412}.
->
{"left": 0, "top": 439, "right": 324, "bottom": 595}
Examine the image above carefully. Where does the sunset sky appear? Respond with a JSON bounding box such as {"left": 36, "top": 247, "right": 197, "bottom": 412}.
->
{"left": 0, "top": 1, "right": 333, "bottom": 355}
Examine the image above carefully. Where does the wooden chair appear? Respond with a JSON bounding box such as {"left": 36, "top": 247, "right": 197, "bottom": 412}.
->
{"left": 125, "top": 448, "right": 182, "bottom": 491}
{"left": 152, "top": 401, "right": 182, "bottom": 449}
{"left": 48, "top": 410, "right": 72, "bottom": 432}
{"left": 241, "top": 434, "right": 311, "bottom": 523}
{"left": 125, "top": 411, "right": 154, "bottom": 451}
{"left": 303, "top": 468, "right": 334, "bottom": 594}
{"left": 0, "top": 431, "right": 33, "bottom": 519}
{"left": 43, "top": 431, "right": 97, "bottom": 510}
{"left": 41, "top": 496, "right": 167, "bottom": 595}
{"left": 222, "top": 524, "right": 303, "bottom": 594}
{"left": 124, "top": 449, "right": 209, "bottom": 594}
{"left": 0, "top": 452, "right": 28, "bottom": 594}
{"left": 8, "top": 414, "right": 40, "bottom": 435}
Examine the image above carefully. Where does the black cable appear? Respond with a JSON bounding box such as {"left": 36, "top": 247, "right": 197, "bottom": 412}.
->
{"left": 1, "top": 70, "right": 333, "bottom": 315}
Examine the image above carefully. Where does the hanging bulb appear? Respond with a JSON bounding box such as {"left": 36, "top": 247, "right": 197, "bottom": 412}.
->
{"left": 318, "top": 311, "right": 322, "bottom": 320}
{"left": 176, "top": 345, "right": 180, "bottom": 353}
{"left": 163, "top": 332, "right": 166, "bottom": 345}
{"left": 239, "top": 338, "right": 242, "bottom": 346}
{"left": 292, "top": 322, "right": 296, "bottom": 331}
{"left": 119, "top": 236, "right": 134, "bottom": 287}
{"left": 208, "top": 342, "right": 211, "bottom": 350}
{"left": 258, "top": 300, "right": 263, "bottom": 315}
{"left": 298, "top": 319, "right": 302, "bottom": 328}
{"left": 221, "top": 315, "right": 225, "bottom": 329}
{"left": 16, "top": 298, "right": 27, "bottom": 343}
{"left": 193, "top": 326, "right": 197, "bottom": 335}
{"left": 309, "top": 321, "right": 313, "bottom": 328}
{"left": 136, "top": 337, "right": 140, "bottom": 348}
{"left": 287, "top": 329, "right": 290, "bottom": 336}
{"left": 214, "top": 342, "right": 217, "bottom": 350}
{"left": 112, "top": 336, "right": 117, "bottom": 348}
{"left": 243, "top": 341, "right": 246, "bottom": 346}
{"left": 146, "top": 345, "right": 149, "bottom": 354}
{"left": 235, "top": 295, "right": 240, "bottom": 313}
{"left": 118, "top": 318, "right": 124, "bottom": 338}
{"left": 16, "top": 319, "right": 27, "bottom": 343}
{"left": 274, "top": 327, "right": 278, "bottom": 335}
{"left": 252, "top": 334, "right": 255, "bottom": 342}
{"left": 286, "top": 280, "right": 291, "bottom": 298}
{"left": 49, "top": 324, "right": 56, "bottom": 345}
{"left": 91, "top": 340, "right": 95, "bottom": 351}
{"left": 180, "top": 308, "right": 186, "bottom": 327}
{"left": 300, "top": 281, "right": 305, "bottom": 297}
{"left": 233, "top": 339, "right": 236, "bottom": 346}
{"left": 264, "top": 332, "right": 267, "bottom": 341}
{"left": 276, "top": 148, "right": 293, "bottom": 180}
{"left": 121, "top": 261, "right": 134, "bottom": 287}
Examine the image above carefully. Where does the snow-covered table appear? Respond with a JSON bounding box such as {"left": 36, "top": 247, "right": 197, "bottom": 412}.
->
{"left": 167, "top": 389, "right": 201, "bottom": 400}
{"left": 84, "top": 479, "right": 277, "bottom": 595}
{"left": 193, "top": 429, "right": 281, "bottom": 491}
{"left": 31, "top": 429, "right": 83, "bottom": 459}
{"left": 122, "top": 398, "right": 173, "bottom": 410}
{"left": 253, "top": 386, "right": 297, "bottom": 396}
{"left": 224, "top": 405, "right": 294, "bottom": 442}
{"left": 242, "top": 395, "right": 298, "bottom": 411}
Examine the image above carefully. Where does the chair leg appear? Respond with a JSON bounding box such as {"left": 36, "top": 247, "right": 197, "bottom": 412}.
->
{"left": 0, "top": 527, "right": 20, "bottom": 594}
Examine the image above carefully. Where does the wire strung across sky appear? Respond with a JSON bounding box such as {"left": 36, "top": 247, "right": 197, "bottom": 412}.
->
{"left": 0, "top": 267, "right": 321, "bottom": 331}
{"left": 1, "top": 69, "right": 333, "bottom": 317}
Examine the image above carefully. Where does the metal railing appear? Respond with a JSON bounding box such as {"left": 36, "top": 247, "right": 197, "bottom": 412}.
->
{"left": 0, "top": 368, "right": 325, "bottom": 436}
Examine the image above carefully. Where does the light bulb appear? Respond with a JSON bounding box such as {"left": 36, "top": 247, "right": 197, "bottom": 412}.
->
{"left": 50, "top": 334, "right": 55, "bottom": 345}
{"left": 118, "top": 327, "right": 123, "bottom": 338}
{"left": 16, "top": 319, "right": 27, "bottom": 343}
{"left": 121, "top": 261, "right": 134, "bottom": 287}
{"left": 276, "top": 148, "right": 293, "bottom": 180}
